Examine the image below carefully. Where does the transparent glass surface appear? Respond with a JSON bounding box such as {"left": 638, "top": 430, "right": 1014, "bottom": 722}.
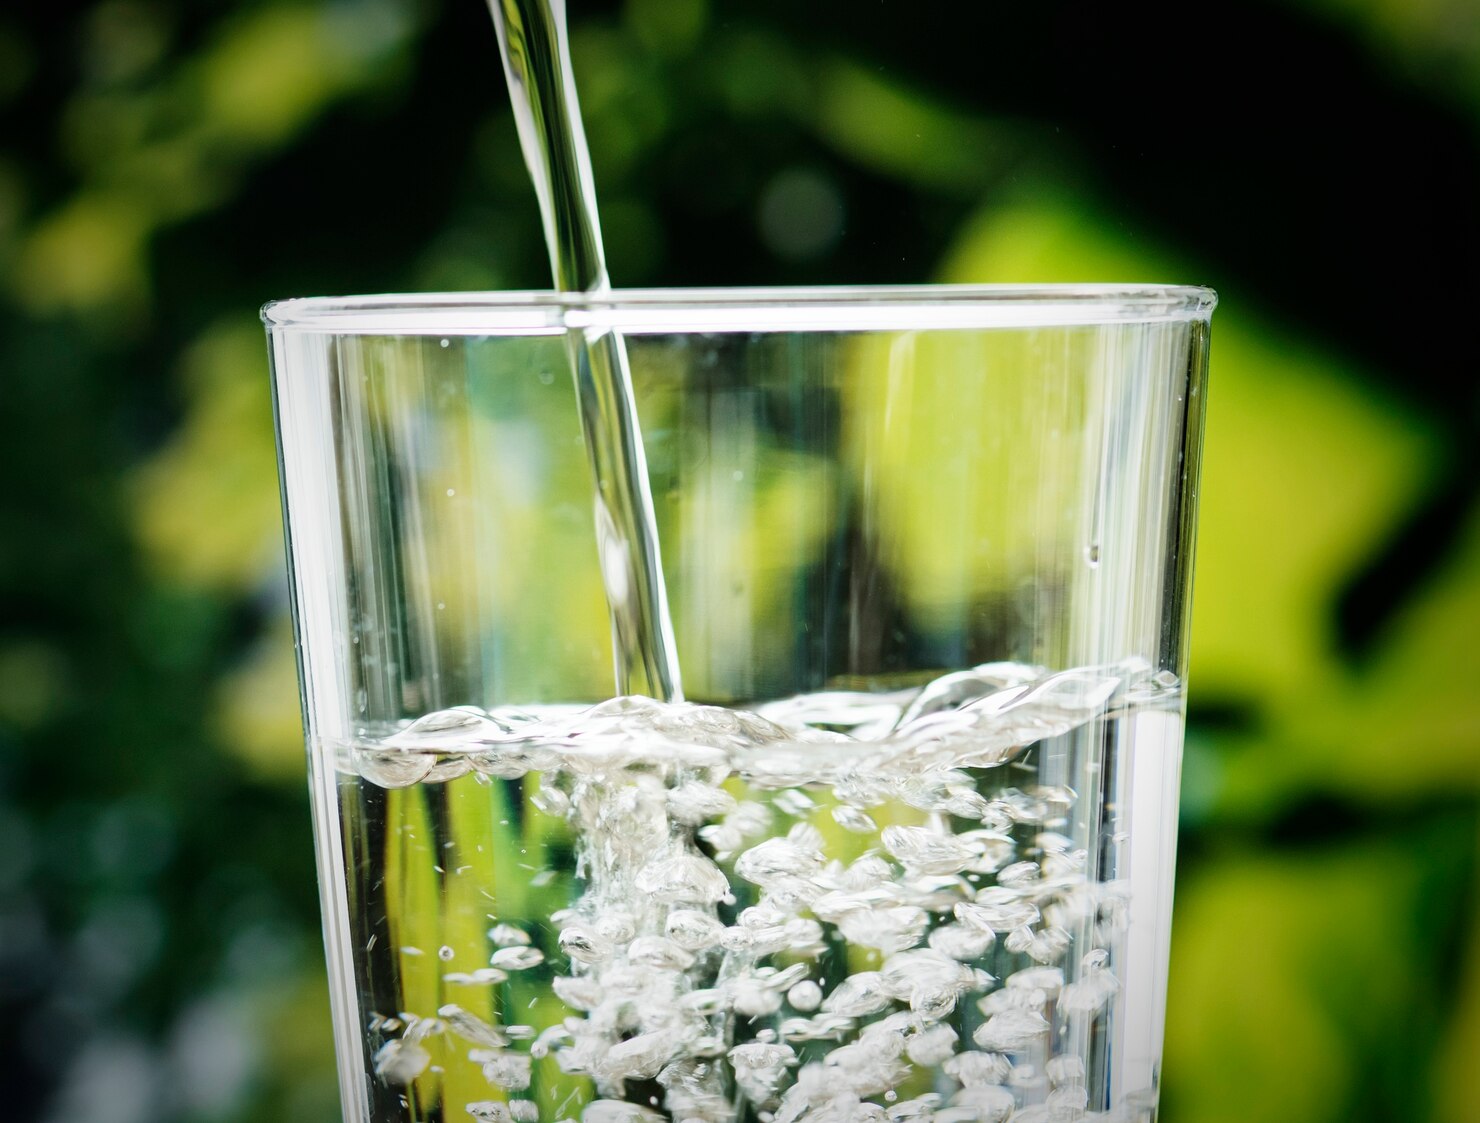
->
{"left": 266, "top": 284, "right": 1215, "bottom": 1123}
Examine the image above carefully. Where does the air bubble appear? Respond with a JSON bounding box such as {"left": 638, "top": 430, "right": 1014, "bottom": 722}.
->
{"left": 787, "top": 980, "right": 823, "bottom": 1011}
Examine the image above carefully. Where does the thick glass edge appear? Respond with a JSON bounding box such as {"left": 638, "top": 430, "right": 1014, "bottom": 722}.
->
{"left": 261, "top": 283, "right": 1217, "bottom": 334}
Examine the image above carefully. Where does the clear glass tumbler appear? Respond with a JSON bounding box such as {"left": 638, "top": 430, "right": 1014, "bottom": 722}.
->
{"left": 265, "top": 284, "right": 1215, "bottom": 1123}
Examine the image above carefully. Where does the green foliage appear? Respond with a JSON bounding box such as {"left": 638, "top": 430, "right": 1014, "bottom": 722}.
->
{"left": 0, "top": 2, "right": 1474, "bottom": 1122}
{"left": 942, "top": 192, "right": 1478, "bottom": 1123}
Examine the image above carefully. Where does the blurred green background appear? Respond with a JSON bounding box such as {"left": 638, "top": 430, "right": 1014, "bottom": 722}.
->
{"left": 1, "top": 1, "right": 1477, "bottom": 1121}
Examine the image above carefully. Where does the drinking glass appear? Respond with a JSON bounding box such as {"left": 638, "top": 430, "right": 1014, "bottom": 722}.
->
{"left": 265, "top": 284, "right": 1215, "bottom": 1123}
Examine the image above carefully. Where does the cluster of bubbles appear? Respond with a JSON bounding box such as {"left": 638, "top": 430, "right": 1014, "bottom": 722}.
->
{"left": 351, "top": 661, "right": 1169, "bottom": 1122}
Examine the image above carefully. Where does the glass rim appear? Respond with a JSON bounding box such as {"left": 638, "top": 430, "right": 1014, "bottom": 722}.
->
{"left": 262, "top": 283, "right": 1216, "bottom": 335}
